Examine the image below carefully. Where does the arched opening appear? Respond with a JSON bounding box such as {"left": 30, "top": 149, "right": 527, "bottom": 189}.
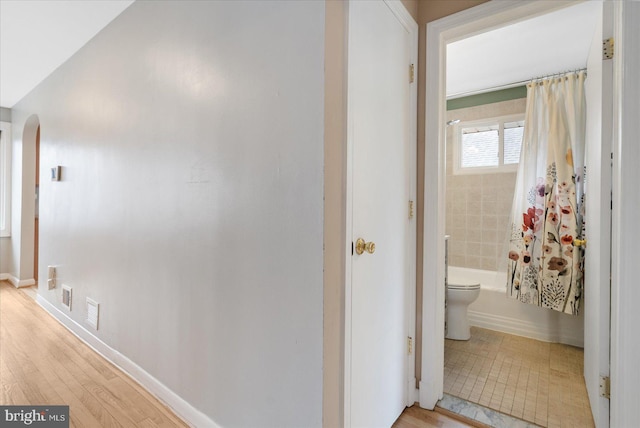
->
{"left": 34, "top": 125, "right": 40, "bottom": 282}
{"left": 20, "top": 115, "right": 40, "bottom": 286}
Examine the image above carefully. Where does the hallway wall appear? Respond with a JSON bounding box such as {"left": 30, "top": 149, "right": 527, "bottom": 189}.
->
{"left": 10, "top": 1, "right": 324, "bottom": 426}
{"left": 0, "top": 109, "right": 12, "bottom": 274}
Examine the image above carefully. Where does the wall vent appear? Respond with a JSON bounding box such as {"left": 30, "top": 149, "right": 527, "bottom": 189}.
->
{"left": 61, "top": 285, "right": 72, "bottom": 310}
{"left": 86, "top": 298, "right": 99, "bottom": 330}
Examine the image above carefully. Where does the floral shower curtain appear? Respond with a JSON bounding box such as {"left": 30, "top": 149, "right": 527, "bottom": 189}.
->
{"left": 507, "top": 71, "right": 586, "bottom": 315}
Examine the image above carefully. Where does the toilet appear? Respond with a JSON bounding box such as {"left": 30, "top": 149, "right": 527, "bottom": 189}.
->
{"left": 446, "top": 279, "right": 480, "bottom": 340}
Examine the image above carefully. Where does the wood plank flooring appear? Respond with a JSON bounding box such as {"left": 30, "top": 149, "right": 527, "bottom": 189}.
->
{"left": 0, "top": 281, "right": 188, "bottom": 427}
{"left": 1, "top": 280, "right": 478, "bottom": 428}
{"left": 393, "top": 405, "right": 480, "bottom": 428}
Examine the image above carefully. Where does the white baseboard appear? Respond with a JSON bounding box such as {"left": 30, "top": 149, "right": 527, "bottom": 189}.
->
{"left": 1, "top": 273, "right": 35, "bottom": 288}
{"left": 468, "top": 310, "right": 584, "bottom": 348}
{"left": 36, "top": 295, "right": 220, "bottom": 428}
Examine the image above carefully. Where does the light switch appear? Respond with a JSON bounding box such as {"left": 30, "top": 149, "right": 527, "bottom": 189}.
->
{"left": 47, "top": 265, "right": 56, "bottom": 289}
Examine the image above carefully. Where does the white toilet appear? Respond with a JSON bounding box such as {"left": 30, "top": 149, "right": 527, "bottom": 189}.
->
{"left": 446, "top": 280, "right": 480, "bottom": 340}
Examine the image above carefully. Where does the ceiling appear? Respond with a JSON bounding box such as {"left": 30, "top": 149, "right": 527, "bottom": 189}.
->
{"left": 447, "top": 1, "right": 601, "bottom": 98}
{"left": 0, "top": 0, "right": 134, "bottom": 108}
{"left": 1, "top": 1, "right": 601, "bottom": 108}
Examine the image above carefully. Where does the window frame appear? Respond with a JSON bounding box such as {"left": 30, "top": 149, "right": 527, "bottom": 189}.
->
{"left": 0, "top": 121, "right": 11, "bottom": 237}
{"left": 452, "top": 113, "right": 524, "bottom": 175}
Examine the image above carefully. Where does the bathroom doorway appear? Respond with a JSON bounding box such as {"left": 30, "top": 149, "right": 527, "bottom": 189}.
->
{"left": 422, "top": 1, "right": 613, "bottom": 427}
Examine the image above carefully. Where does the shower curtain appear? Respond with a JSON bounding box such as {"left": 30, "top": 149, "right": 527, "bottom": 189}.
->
{"left": 507, "top": 71, "right": 586, "bottom": 315}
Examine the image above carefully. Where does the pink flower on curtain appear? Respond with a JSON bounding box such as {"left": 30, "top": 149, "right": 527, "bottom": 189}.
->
{"left": 522, "top": 208, "right": 536, "bottom": 232}
{"left": 522, "top": 207, "right": 543, "bottom": 232}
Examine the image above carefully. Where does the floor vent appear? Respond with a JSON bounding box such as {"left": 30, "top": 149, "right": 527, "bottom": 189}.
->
{"left": 87, "top": 298, "right": 99, "bottom": 330}
{"left": 61, "top": 285, "right": 72, "bottom": 310}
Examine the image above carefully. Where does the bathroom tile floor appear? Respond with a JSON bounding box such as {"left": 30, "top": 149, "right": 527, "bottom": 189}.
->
{"left": 444, "top": 327, "right": 594, "bottom": 428}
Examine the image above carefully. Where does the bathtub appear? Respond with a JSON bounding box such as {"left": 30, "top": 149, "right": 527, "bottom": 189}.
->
{"left": 448, "top": 266, "right": 584, "bottom": 347}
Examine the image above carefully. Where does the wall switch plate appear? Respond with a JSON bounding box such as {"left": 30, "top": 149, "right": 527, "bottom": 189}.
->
{"left": 51, "top": 166, "right": 61, "bottom": 181}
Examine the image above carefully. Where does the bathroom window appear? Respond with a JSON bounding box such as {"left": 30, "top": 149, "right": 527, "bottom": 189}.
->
{"left": 0, "top": 122, "right": 11, "bottom": 237}
{"left": 453, "top": 114, "right": 524, "bottom": 174}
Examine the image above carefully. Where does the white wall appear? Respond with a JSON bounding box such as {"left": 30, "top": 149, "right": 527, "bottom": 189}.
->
{"left": 10, "top": 1, "right": 325, "bottom": 426}
{"left": 0, "top": 109, "right": 13, "bottom": 274}
{"left": 0, "top": 239, "right": 12, "bottom": 273}
{"left": 0, "top": 108, "right": 10, "bottom": 122}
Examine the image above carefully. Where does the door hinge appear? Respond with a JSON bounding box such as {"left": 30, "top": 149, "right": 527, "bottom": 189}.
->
{"left": 603, "top": 38, "right": 614, "bottom": 60}
{"left": 409, "top": 64, "right": 415, "bottom": 83}
{"left": 599, "top": 375, "right": 610, "bottom": 399}
{"left": 409, "top": 200, "right": 414, "bottom": 219}
{"left": 407, "top": 336, "right": 413, "bottom": 355}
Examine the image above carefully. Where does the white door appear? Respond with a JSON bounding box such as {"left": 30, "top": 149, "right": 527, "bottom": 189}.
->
{"left": 584, "top": 2, "right": 613, "bottom": 426}
{"left": 347, "top": 1, "right": 417, "bottom": 427}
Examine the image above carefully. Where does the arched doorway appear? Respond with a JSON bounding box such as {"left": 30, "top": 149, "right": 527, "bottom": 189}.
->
{"left": 34, "top": 125, "right": 40, "bottom": 283}
{"left": 20, "top": 114, "right": 40, "bottom": 286}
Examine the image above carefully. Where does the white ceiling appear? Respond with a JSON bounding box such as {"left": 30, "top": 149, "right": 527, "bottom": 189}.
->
{"left": 0, "top": 1, "right": 601, "bottom": 108}
{"left": 447, "top": 1, "right": 601, "bottom": 98}
{"left": 0, "top": 0, "right": 134, "bottom": 108}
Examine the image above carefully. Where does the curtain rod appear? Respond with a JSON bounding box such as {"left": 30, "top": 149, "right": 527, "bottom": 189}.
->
{"left": 447, "top": 68, "right": 587, "bottom": 100}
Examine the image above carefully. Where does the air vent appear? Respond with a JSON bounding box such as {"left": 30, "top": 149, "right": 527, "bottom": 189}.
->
{"left": 86, "top": 298, "right": 99, "bottom": 330}
{"left": 61, "top": 285, "right": 72, "bottom": 310}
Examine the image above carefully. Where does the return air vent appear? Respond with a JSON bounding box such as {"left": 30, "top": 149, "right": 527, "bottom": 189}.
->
{"left": 86, "top": 298, "right": 99, "bottom": 330}
{"left": 61, "top": 285, "right": 72, "bottom": 310}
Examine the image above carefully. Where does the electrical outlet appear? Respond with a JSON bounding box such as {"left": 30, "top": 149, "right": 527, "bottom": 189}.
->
{"left": 86, "top": 298, "right": 99, "bottom": 330}
{"left": 61, "top": 285, "right": 72, "bottom": 310}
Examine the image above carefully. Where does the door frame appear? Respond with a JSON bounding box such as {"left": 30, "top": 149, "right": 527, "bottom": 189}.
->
{"left": 421, "top": 0, "right": 617, "bottom": 410}
{"left": 583, "top": 2, "right": 612, "bottom": 424}
{"left": 610, "top": 1, "right": 640, "bottom": 426}
{"left": 343, "top": 1, "right": 418, "bottom": 426}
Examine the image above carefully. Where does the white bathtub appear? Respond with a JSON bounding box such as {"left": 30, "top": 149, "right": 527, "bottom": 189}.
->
{"left": 448, "top": 266, "right": 584, "bottom": 347}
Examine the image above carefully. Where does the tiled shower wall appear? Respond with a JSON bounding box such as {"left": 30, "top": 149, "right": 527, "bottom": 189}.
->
{"left": 446, "top": 98, "right": 526, "bottom": 271}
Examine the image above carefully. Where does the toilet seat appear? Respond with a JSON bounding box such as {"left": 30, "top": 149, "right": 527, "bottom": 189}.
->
{"left": 447, "top": 282, "right": 480, "bottom": 291}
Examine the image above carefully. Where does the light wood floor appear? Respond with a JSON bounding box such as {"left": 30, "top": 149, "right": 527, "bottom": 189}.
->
{"left": 393, "top": 405, "right": 482, "bottom": 428}
{"left": 0, "top": 279, "right": 481, "bottom": 428}
{"left": 0, "top": 281, "right": 188, "bottom": 427}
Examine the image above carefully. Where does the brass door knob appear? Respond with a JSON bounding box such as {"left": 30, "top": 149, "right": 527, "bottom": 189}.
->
{"left": 355, "top": 238, "right": 376, "bottom": 255}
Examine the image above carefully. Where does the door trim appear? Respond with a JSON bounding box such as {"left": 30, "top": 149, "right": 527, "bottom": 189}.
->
{"left": 344, "top": 1, "right": 418, "bottom": 425}
{"left": 422, "top": 0, "right": 597, "bottom": 410}
{"left": 610, "top": 1, "right": 639, "bottom": 426}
